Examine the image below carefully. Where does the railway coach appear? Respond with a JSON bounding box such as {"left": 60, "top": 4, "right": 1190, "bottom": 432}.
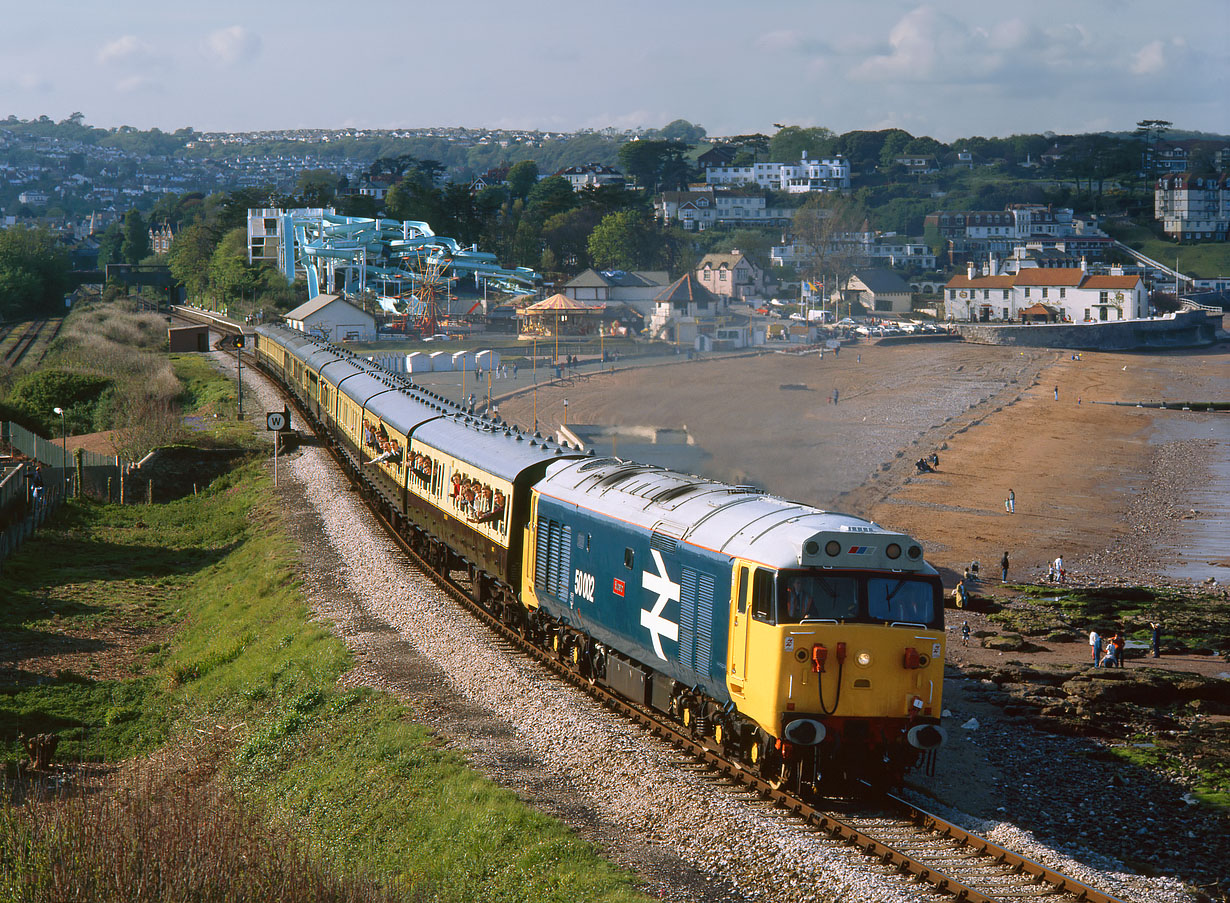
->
{"left": 525, "top": 457, "right": 947, "bottom": 791}
{"left": 254, "top": 323, "right": 584, "bottom": 610}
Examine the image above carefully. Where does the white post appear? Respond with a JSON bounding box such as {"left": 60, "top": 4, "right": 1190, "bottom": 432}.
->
{"left": 274, "top": 428, "right": 279, "bottom": 487}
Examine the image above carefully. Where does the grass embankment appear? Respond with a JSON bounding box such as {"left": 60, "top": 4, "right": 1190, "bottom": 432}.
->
{"left": 1104, "top": 221, "right": 1230, "bottom": 278}
{"left": 1, "top": 374, "right": 647, "bottom": 901}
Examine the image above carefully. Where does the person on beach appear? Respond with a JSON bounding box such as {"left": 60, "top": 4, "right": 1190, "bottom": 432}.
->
{"left": 1090, "top": 630, "right": 1102, "bottom": 667}
{"left": 1054, "top": 386, "right": 1059, "bottom": 401}
{"left": 961, "top": 621, "right": 970, "bottom": 646}
{"left": 1112, "top": 632, "right": 1125, "bottom": 668}
{"left": 952, "top": 580, "right": 969, "bottom": 609}
{"left": 1101, "top": 644, "right": 1118, "bottom": 668}
{"left": 1006, "top": 488, "right": 1015, "bottom": 514}
{"left": 1054, "top": 555, "right": 1065, "bottom": 584}
{"left": 1150, "top": 621, "right": 1161, "bottom": 658}
{"left": 1001, "top": 551, "right": 1010, "bottom": 583}
{"left": 832, "top": 388, "right": 839, "bottom": 405}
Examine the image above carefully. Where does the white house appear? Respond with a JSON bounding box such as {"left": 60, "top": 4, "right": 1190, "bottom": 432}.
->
{"left": 696, "top": 251, "right": 764, "bottom": 301}
{"left": 1155, "top": 173, "right": 1229, "bottom": 241}
{"left": 283, "top": 294, "right": 376, "bottom": 342}
{"left": 703, "top": 154, "right": 851, "bottom": 192}
{"left": 944, "top": 263, "right": 1147, "bottom": 323}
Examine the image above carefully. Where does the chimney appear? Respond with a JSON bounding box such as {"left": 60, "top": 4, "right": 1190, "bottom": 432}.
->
{"left": 966, "top": 262, "right": 976, "bottom": 280}
{"left": 988, "top": 254, "right": 999, "bottom": 277}
{"left": 1080, "top": 256, "right": 1088, "bottom": 274}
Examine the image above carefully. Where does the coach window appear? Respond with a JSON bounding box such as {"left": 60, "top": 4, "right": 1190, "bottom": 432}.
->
{"left": 751, "top": 568, "right": 775, "bottom": 623}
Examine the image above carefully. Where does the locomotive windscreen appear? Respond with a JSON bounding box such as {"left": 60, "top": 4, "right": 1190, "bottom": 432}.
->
{"left": 776, "top": 571, "right": 942, "bottom": 628}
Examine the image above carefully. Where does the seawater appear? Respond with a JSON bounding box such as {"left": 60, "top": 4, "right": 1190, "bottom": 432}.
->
{"left": 1160, "top": 416, "right": 1230, "bottom": 585}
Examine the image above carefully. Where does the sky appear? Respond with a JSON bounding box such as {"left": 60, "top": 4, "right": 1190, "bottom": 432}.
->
{"left": 2, "top": 0, "right": 1227, "bottom": 142}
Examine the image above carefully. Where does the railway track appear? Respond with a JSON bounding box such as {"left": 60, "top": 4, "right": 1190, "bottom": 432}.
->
{"left": 1, "top": 319, "right": 49, "bottom": 367}
{"left": 261, "top": 358, "right": 1133, "bottom": 903}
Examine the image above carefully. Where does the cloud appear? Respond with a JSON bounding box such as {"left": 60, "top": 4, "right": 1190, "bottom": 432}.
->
{"left": 203, "top": 26, "right": 262, "bottom": 66}
{"left": 98, "top": 35, "right": 154, "bottom": 66}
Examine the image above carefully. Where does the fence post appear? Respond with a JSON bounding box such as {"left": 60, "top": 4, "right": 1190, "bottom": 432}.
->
{"left": 73, "top": 448, "right": 83, "bottom": 499}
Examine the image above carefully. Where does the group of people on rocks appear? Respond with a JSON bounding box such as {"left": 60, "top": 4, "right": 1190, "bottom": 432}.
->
{"left": 1087, "top": 622, "right": 1163, "bottom": 667}
{"left": 450, "top": 472, "right": 506, "bottom": 529}
{"left": 915, "top": 451, "right": 941, "bottom": 474}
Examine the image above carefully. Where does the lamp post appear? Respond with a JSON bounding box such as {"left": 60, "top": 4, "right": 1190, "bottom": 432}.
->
{"left": 563, "top": 398, "right": 568, "bottom": 428}
{"left": 52, "top": 406, "right": 66, "bottom": 494}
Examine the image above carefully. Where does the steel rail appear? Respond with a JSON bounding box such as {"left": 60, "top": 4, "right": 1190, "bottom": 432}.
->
{"left": 258, "top": 356, "right": 1132, "bottom": 903}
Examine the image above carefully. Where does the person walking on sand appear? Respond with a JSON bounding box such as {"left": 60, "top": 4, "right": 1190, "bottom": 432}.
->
{"left": 1054, "top": 385, "right": 1059, "bottom": 401}
{"left": 832, "top": 388, "right": 839, "bottom": 405}
{"left": 1006, "top": 488, "right": 1015, "bottom": 514}
{"left": 1001, "top": 551, "right": 1010, "bottom": 583}
{"left": 961, "top": 621, "right": 970, "bottom": 646}
{"left": 1150, "top": 621, "right": 1161, "bottom": 658}
{"left": 1112, "top": 632, "right": 1125, "bottom": 668}
{"left": 1090, "top": 629, "right": 1102, "bottom": 667}
{"left": 1054, "top": 555, "right": 1065, "bottom": 584}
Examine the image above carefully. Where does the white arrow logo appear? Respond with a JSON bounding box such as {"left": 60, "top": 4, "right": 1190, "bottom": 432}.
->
{"left": 641, "top": 549, "right": 680, "bottom": 660}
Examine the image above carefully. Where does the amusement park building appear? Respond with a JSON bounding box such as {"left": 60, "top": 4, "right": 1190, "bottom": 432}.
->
{"left": 283, "top": 294, "right": 375, "bottom": 343}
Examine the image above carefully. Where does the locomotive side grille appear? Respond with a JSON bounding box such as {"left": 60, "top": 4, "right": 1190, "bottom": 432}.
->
{"left": 536, "top": 517, "right": 572, "bottom": 604}
{"left": 679, "top": 569, "right": 697, "bottom": 670}
{"left": 695, "top": 572, "right": 714, "bottom": 676}
{"left": 678, "top": 569, "right": 715, "bottom": 675}
{"left": 649, "top": 530, "right": 679, "bottom": 555}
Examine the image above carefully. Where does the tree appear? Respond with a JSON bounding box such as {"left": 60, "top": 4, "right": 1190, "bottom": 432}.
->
{"left": 586, "top": 210, "right": 682, "bottom": 272}
{"left": 790, "top": 194, "right": 868, "bottom": 314}
{"left": 506, "top": 160, "right": 540, "bottom": 201}
{"left": 542, "top": 207, "right": 605, "bottom": 272}
{"left": 525, "top": 176, "right": 577, "bottom": 223}
{"left": 769, "top": 126, "right": 837, "bottom": 163}
{"left": 120, "top": 209, "right": 151, "bottom": 264}
{"left": 167, "top": 222, "right": 218, "bottom": 299}
{"left": 208, "top": 228, "right": 257, "bottom": 305}
{"left": 294, "top": 169, "right": 340, "bottom": 207}
{"left": 649, "top": 119, "right": 708, "bottom": 144}
{"left": 0, "top": 225, "right": 72, "bottom": 319}
{"left": 617, "top": 140, "right": 693, "bottom": 193}
{"left": 96, "top": 223, "right": 124, "bottom": 269}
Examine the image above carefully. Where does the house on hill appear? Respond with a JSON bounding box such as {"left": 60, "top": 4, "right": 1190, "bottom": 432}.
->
{"left": 562, "top": 268, "right": 668, "bottom": 318}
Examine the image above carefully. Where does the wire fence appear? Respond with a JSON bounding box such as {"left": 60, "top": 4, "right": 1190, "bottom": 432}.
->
{"left": 0, "top": 422, "right": 134, "bottom": 569}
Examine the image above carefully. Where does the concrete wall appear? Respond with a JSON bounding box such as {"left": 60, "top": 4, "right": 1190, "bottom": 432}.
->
{"left": 954, "top": 310, "right": 1218, "bottom": 351}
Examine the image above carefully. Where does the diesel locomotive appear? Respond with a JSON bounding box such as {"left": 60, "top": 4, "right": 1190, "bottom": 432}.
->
{"left": 254, "top": 322, "right": 947, "bottom": 792}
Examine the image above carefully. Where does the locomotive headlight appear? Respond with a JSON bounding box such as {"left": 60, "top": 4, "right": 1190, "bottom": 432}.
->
{"left": 907, "top": 544, "right": 922, "bottom": 560}
{"left": 825, "top": 540, "right": 842, "bottom": 557}
{"left": 885, "top": 543, "right": 902, "bottom": 560}
{"left": 855, "top": 651, "right": 873, "bottom": 667}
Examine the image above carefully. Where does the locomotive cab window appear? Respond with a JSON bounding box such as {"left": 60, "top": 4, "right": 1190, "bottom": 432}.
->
{"left": 624, "top": 548, "right": 634, "bottom": 570}
{"left": 736, "top": 567, "right": 748, "bottom": 615}
{"left": 867, "top": 577, "right": 937, "bottom": 625}
{"left": 751, "top": 569, "right": 775, "bottom": 622}
{"left": 778, "top": 572, "right": 858, "bottom": 623}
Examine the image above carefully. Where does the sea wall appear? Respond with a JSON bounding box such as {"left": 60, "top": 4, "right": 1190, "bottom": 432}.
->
{"left": 954, "top": 310, "right": 1219, "bottom": 351}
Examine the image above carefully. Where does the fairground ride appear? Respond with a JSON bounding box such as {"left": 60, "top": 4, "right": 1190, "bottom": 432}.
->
{"left": 269, "top": 211, "right": 538, "bottom": 335}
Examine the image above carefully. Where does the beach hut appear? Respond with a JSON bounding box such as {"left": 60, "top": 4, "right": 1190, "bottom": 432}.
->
{"left": 451, "top": 351, "right": 476, "bottom": 373}
{"left": 475, "top": 350, "right": 500, "bottom": 371}
{"left": 406, "top": 352, "right": 431, "bottom": 373}
{"left": 429, "top": 351, "right": 453, "bottom": 371}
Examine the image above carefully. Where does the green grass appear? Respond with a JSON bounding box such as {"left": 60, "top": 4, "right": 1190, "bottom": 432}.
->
{"left": 0, "top": 454, "right": 649, "bottom": 901}
{"left": 1103, "top": 221, "right": 1230, "bottom": 278}
{"left": 1107, "top": 735, "right": 1230, "bottom": 810}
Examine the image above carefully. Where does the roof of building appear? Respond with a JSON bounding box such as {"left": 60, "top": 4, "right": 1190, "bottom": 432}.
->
{"left": 523, "top": 293, "right": 605, "bottom": 313}
{"left": 946, "top": 271, "right": 1142, "bottom": 290}
{"left": 698, "top": 252, "right": 756, "bottom": 270}
{"left": 284, "top": 293, "right": 371, "bottom": 322}
{"left": 653, "top": 274, "right": 721, "bottom": 306}
{"left": 564, "top": 268, "right": 668, "bottom": 289}
{"left": 850, "top": 268, "right": 911, "bottom": 294}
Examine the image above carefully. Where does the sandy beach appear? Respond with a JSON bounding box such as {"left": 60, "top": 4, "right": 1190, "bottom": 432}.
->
{"left": 496, "top": 331, "right": 1230, "bottom": 591}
